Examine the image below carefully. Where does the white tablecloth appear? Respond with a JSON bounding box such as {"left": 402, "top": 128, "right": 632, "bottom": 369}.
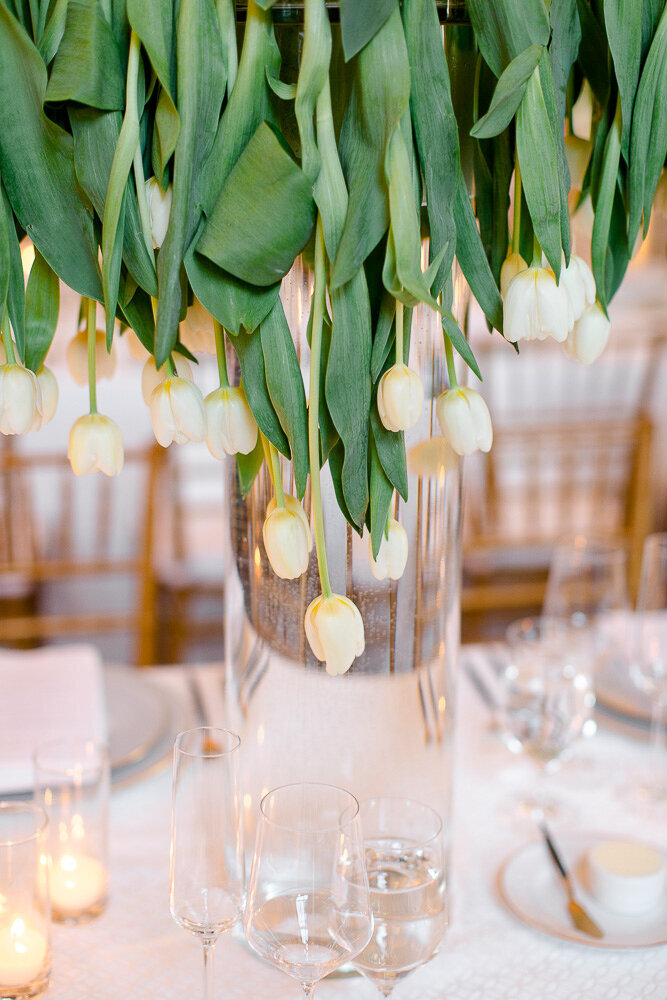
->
{"left": 44, "top": 647, "right": 666, "bottom": 1000}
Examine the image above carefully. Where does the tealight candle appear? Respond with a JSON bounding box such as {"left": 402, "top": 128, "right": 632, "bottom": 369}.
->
{"left": 50, "top": 854, "right": 108, "bottom": 919}
{"left": 0, "top": 916, "right": 48, "bottom": 989}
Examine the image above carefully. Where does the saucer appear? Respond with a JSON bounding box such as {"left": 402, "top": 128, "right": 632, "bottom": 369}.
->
{"left": 497, "top": 832, "right": 667, "bottom": 948}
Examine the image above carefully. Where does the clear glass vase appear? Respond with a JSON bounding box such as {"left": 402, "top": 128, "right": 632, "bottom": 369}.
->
{"left": 224, "top": 257, "right": 466, "bottom": 925}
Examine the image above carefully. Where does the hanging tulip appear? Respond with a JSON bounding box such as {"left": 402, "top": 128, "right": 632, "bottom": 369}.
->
{"left": 141, "top": 355, "right": 193, "bottom": 406}
{"left": 377, "top": 363, "right": 424, "bottom": 432}
{"left": 263, "top": 494, "right": 312, "bottom": 579}
{"left": 0, "top": 363, "right": 42, "bottom": 435}
{"left": 563, "top": 302, "right": 611, "bottom": 364}
{"left": 205, "top": 384, "right": 258, "bottom": 458}
{"left": 436, "top": 386, "right": 493, "bottom": 456}
{"left": 35, "top": 366, "right": 58, "bottom": 425}
{"left": 179, "top": 299, "right": 216, "bottom": 355}
{"left": 559, "top": 254, "right": 596, "bottom": 328}
{"left": 68, "top": 413, "right": 124, "bottom": 476}
{"left": 370, "top": 517, "right": 409, "bottom": 581}
{"left": 304, "top": 594, "right": 366, "bottom": 676}
{"left": 149, "top": 376, "right": 207, "bottom": 447}
{"left": 503, "top": 266, "right": 570, "bottom": 343}
{"left": 67, "top": 328, "right": 117, "bottom": 386}
{"left": 500, "top": 252, "right": 528, "bottom": 297}
{"left": 144, "top": 177, "right": 173, "bottom": 249}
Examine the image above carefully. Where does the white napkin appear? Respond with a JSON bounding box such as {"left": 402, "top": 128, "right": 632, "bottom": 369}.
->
{"left": 0, "top": 644, "right": 107, "bottom": 794}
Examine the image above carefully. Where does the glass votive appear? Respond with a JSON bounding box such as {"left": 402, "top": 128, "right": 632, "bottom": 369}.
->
{"left": 0, "top": 803, "right": 51, "bottom": 999}
{"left": 34, "top": 740, "right": 110, "bottom": 925}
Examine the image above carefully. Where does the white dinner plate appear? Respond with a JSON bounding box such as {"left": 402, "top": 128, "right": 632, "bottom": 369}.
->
{"left": 106, "top": 666, "right": 171, "bottom": 772}
{"left": 498, "top": 832, "right": 667, "bottom": 949}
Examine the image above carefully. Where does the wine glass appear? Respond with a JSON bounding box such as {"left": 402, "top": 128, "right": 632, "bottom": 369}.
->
{"left": 170, "top": 727, "right": 244, "bottom": 1000}
{"left": 244, "top": 782, "right": 373, "bottom": 999}
{"left": 630, "top": 533, "right": 667, "bottom": 803}
{"left": 497, "top": 616, "right": 595, "bottom": 821}
{"left": 544, "top": 535, "right": 630, "bottom": 620}
{"left": 353, "top": 798, "right": 447, "bottom": 998}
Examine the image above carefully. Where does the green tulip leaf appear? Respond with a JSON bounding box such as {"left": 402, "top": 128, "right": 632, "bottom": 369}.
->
{"left": 340, "top": 0, "right": 398, "bottom": 61}
{"left": 24, "top": 249, "right": 60, "bottom": 373}
{"left": 537, "top": 51, "right": 572, "bottom": 264}
{"left": 370, "top": 399, "right": 408, "bottom": 503}
{"left": 442, "top": 311, "right": 482, "bottom": 382}
{"left": 294, "top": 0, "right": 330, "bottom": 185}
{"left": 231, "top": 326, "right": 290, "bottom": 457}
{"left": 452, "top": 174, "right": 503, "bottom": 332}
{"left": 328, "top": 440, "right": 361, "bottom": 535}
{"left": 471, "top": 44, "right": 544, "bottom": 139}
{"left": 466, "top": 0, "right": 550, "bottom": 77}
{"left": 575, "top": 0, "right": 610, "bottom": 106}
{"left": 119, "top": 282, "right": 155, "bottom": 355}
{"left": 46, "top": 0, "right": 125, "bottom": 110}
{"left": 591, "top": 108, "right": 622, "bottom": 313}
{"left": 368, "top": 433, "right": 395, "bottom": 560}
{"left": 39, "top": 0, "right": 69, "bottom": 65}
{"left": 0, "top": 183, "right": 26, "bottom": 362}
{"left": 548, "top": 0, "right": 582, "bottom": 123}
{"left": 236, "top": 436, "right": 265, "bottom": 498}
{"left": 604, "top": 0, "right": 643, "bottom": 159}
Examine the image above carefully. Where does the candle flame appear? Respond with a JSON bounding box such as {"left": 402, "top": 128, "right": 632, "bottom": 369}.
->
{"left": 60, "top": 854, "right": 77, "bottom": 873}
{"left": 10, "top": 917, "right": 25, "bottom": 942}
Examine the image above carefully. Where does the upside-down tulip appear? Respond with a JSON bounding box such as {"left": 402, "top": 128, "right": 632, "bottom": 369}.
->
{"left": 435, "top": 386, "right": 493, "bottom": 456}
{"left": 262, "top": 494, "right": 312, "bottom": 580}
{"left": 36, "top": 366, "right": 58, "bottom": 425}
{"left": 377, "top": 364, "right": 424, "bottom": 432}
{"left": 205, "top": 385, "right": 258, "bottom": 458}
{"left": 145, "top": 177, "right": 172, "bottom": 250}
{"left": 68, "top": 414, "right": 124, "bottom": 477}
{"left": 67, "top": 329, "right": 117, "bottom": 386}
{"left": 141, "top": 355, "right": 192, "bottom": 406}
{"left": 503, "top": 266, "right": 569, "bottom": 344}
{"left": 179, "top": 299, "right": 216, "bottom": 355}
{"left": 149, "top": 377, "right": 206, "bottom": 447}
{"left": 500, "top": 252, "right": 528, "bottom": 298}
{"left": 370, "top": 518, "right": 409, "bottom": 581}
{"left": 0, "top": 364, "right": 42, "bottom": 435}
{"left": 563, "top": 302, "right": 611, "bottom": 364}
{"left": 560, "top": 254, "right": 596, "bottom": 329}
{"left": 304, "top": 594, "right": 365, "bottom": 676}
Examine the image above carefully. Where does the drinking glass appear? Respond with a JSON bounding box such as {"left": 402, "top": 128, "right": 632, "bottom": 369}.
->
{"left": 498, "top": 616, "right": 595, "bottom": 820}
{"left": 630, "top": 533, "right": 667, "bottom": 803}
{"left": 244, "top": 782, "right": 373, "bottom": 999}
{"left": 170, "top": 727, "right": 244, "bottom": 1000}
{"left": 33, "top": 739, "right": 109, "bottom": 924}
{"left": 353, "top": 798, "right": 446, "bottom": 998}
{"left": 544, "top": 535, "right": 630, "bottom": 620}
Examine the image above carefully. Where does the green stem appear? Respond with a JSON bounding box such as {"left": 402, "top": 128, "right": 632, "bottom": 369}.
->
{"left": 260, "top": 433, "right": 285, "bottom": 507}
{"left": 1, "top": 309, "right": 17, "bottom": 365}
{"left": 133, "top": 145, "right": 154, "bottom": 262}
{"left": 531, "top": 233, "right": 542, "bottom": 268}
{"left": 512, "top": 155, "right": 522, "bottom": 256}
{"left": 395, "top": 299, "right": 404, "bottom": 366}
{"left": 213, "top": 320, "right": 230, "bottom": 388}
{"left": 444, "top": 333, "right": 458, "bottom": 389}
{"left": 308, "top": 217, "right": 332, "bottom": 599}
{"left": 86, "top": 297, "right": 98, "bottom": 414}
{"left": 163, "top": 356, "right": 176, "bottom": 377}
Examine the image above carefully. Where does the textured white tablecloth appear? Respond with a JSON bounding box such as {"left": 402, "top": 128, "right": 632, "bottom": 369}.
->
{"left": 44, "top": 647, "right": 666, "bottom": 1000}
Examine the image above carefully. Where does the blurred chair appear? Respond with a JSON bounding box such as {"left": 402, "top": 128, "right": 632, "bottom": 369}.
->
{"left": 0, "top": 438, "right": 163, "bottom": 665}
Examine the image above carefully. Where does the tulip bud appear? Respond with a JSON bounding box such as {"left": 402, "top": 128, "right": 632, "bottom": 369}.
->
{"left": 263, "top": 494, "right": 312, "bottom": 579}
{"left": 205, "top": 385, "right": 258, "bottom": 458}
{"left": 503, "top": 266, "right": 569, "bottom": 344}
{"left": 36, "top": 366, "right": 58, "bottom": 425}
{"left": 0, "top": 364, "right": 42, "bottom": 435}
{"left": 559, "top": 254, "right": 596, "bottom": 328}
{"left": 370, "top": 518, "right": 409, "bottom": 581}
{"left": 304, "top": 594, "right": 365, "bottom": 676}
{"left": 500, "top": 252, "right": 528, "bottom": 297}
{"left": 145, "top": 177, "right": 172, "bottom": 250}
{"left": 179, "top": 299, "right": 216, "bottom": 355}
{"left": 563, "top": 302, "right": 611, "bottom": 364}
{"left": 149, "top": 376, "right": 206, "bottom": 447}
{"left": 377, "top": 364, "right": 424, "bottom": 432}
{"left": 67, "top": 329, "right": 117, "bottom": 386}
{"left": 68, "top": 413, "right": 124, "bottom": 476}
{"left": 436, "top": 386, "right": 493, "bottom": 456}
{"left": 141, "top": 355, "right": 192, "bottom": 406}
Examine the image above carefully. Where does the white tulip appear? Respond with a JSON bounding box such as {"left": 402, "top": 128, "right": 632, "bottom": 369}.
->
{"left": 262, "top": 494, "right": 312, "bottom": 579}
{"left": 141, "top": 355, "right": 192, "bottom": 406}
{"left": 0, "top": 364, "right": 42, "bottom": 435}
{"left": 559, "top": 254, "right": 596, "bottom": 329}
{"left": 436, "top": 386, "right": 492, "bottom": 456}
{"left": 149, "top": 376, "right": 207, "bottom": 447}
{"left": 304, "top": 593, "right": 365, "bottom": 676}
{"left": 145, "top": 177, "right": 172, "bottom": 249}
{"left": 179, "top": 299, "right": 216, "bottom": 355}
{"left": 503, "top": 266, "right": 569, "bottom": 343}
{"left": 36, "top": 366, "right": 58, "bottom": 425}
{"left": 68, "top": 413, "right": 124, "bottom": 476}
{"left": 205, "top": 385, "right": 258, "bottom": 458}
{"left": 370, "top": 518, "right": 409, "bottom": 581}
{"left": 407, "top": 437, "right": 460, "bottom": 478}
{"left": 563, "top": 302, "right": 611, "bottom": 364}
{"left": 500, "top": 252, "right": 528, "bottom": 297}
{"left": 67, "top": 329, "right": 117, "bottom": 386}
{"left": 377, "top": 363, "right": 424, "bottom": 432}
{"left": 123, "top": 329, "right": 150, "bottom": 361}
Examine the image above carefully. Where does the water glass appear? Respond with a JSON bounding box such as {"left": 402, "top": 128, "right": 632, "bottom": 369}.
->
{"left": 544, "top": 535, "right": 630, "bottom": 620}
{"left": 0, "top": 803, "right": 51, "bottom": 999}
{"left": 34, "top": 739, "right": 109, "bottom": 924}
{"left": 354, "top": 798, "right": 446, "bottom": 998}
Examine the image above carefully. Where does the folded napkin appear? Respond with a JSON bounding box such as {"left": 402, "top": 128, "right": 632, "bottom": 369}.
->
{"left": 0, "top": 644, "right": 107, "bottom": 794}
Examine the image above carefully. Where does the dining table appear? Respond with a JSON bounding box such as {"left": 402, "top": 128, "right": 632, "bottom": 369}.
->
{"left": 42, "top": 644, "right": 666, "bottom": 1000}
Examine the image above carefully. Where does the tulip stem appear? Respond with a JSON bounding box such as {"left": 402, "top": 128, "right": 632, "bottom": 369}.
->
{"left": 512, "top": 155, "right": 522, "bottom": 256}
{"left": 163, "top": 356, "right": 176, "bottom": 377}
{"left": 214, "top": 320, "right": 230, "bottom": 388}
{"left": 86, "top": 297, "right": 98, "bottom": 414}
{"left": 133, "top": 146, "right": 154, "bottom": 262}
{"left": 1, "top": 309, "right": 16, "bottom": 365}
{"left": 444, "top": 332, "right": 458, "bottom": 389}
{"left": 260, "top": 433, "right": 285, "bottom": 508}
{"left": 309, "top": 216, "right": 332, "bottom": 600}
{"left": 395, "top": 299, "right": 404, "bottom": 366}
{"left": 531, "top": 234, "right": 542, "bottom": 268}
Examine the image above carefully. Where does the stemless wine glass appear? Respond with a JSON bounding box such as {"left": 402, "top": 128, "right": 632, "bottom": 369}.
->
{"left": 631, "top": 533, "right": 667, "bottom": 803}
{"left": 170, "top": 728, "right": 244, "bottom": 1000}
{"left": 245, "top": 782, "right": 373, "bottom": 1000}
{"left": 353, "top": 798, "right": 447, "bottom": 998}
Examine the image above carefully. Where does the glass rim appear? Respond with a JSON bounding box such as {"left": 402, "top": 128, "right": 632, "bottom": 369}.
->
{"left": 0, "top": 801, "right": 48, "bottom": 846}
{"left": 259, "top": 781, "right": 360, "bottom": 833}
{"left": 33, "top": 738, "right": 110, "bottom": 777}
{"left": 359, "top": 796, "right": 443, "bottom": 846}
{"left": 173, "top": 726, "right": 241, "bottom": 759}
{"left": 552, "top": 532, "right": 627, "bottom": 560}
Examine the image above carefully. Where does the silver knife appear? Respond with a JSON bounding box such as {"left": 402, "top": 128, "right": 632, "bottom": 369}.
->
{"left": 539, "top": 822, "right": 604, "bottom": 939}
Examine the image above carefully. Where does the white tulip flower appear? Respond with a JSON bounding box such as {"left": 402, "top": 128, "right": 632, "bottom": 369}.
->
{"left": 563, "top": 302, "right": 611, "bottom": 364}
{"left": 370, "top": 518, "right": 409, "bottom": 581}
{"left": 141, "top": 355, "right": 192, "bottom": 406}
{"left": 205, "top": 385, "right": 258, "bottom": 458}
{"left": 0, "top": 363, "right": 42, "bottom": 435}
{"left": 67, "top": 328, "right": 117, "bottom": 386}
{"left": 68, "top": 413, "right": 124, "bottom": 476}
{"left": 559, "top": 254, "right": 596, "bottom": 329}
{"left": 149, "top": 376, "right": 207, "bottom": 447}
{"left": 407, "top": 437, "right": 460, "bottom": 478}
{"left": 145, "top": 177, "right": 172, "bottom": 250}
{"left": 179, "top": 299, "right": 216, "bottom": 355}
{"left": 500, "top": 252, "right": 528, "bottom": 297}
{"left": 377, "top": 363, "right": 424, "bottom": 432}
{"left": 304, "top": 593, "right": 365, "bottom": 676}
{"left": 503, "top": 266, "right": 569, "bottom": 343}
{"left": 35, "top": 366, "right": 58, "bottom": 425}
{"left": 262, "top": 494, "right": 312, "bottom": 579}
{"left": 436, "top": 386, "right": 493, "bottom": 456}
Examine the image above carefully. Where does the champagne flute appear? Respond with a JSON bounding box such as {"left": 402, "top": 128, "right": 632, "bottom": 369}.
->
{"left": 170, "top": 727, "right": 244, "bottom": 1000}
{"left": 244, "top": 782, "right": 373, "bottom": 999}
{"left": 353, "top": 798, "right": 447, "bottom": 998}
{"left": 631, "top": 533, "right": 667, "bottom": 803}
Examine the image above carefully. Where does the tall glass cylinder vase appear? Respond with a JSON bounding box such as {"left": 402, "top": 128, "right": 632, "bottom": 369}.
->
{"left": 224, "top": 259, "right": 467, "bottom": 927}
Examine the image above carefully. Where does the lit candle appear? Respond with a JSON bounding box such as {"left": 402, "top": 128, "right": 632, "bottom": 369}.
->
{"left": 50, "top": 854, "right": 108, "bottom": 918}
{"left": 0, "top": 916, "right": 48, "bottom": 988}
